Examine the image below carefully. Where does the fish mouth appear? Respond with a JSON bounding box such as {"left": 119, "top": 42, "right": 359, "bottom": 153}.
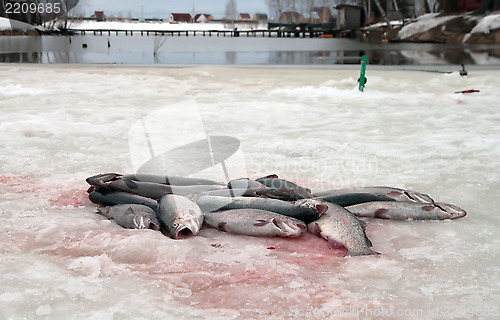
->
{"left": 435, "top": 202, "right": 467, "bottom": 219}
{"left": 171, "top": 225, "right": 198, "bottom": 239}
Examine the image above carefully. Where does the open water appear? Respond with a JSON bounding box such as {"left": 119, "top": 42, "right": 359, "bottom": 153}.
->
{"left": 1, "top": 35, "right": 500, "bottom": 65}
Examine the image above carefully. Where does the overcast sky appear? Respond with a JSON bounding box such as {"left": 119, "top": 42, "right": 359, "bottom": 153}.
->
{"left": 73, "top": 0, "right": 269, "bottom": 19}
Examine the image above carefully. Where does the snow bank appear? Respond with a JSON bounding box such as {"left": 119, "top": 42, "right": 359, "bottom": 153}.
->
{"left": 398, "top": 13, "right": 458, "bottom": 40}
{"left": 71, "top": 20, "right": 240, "bottom": 32}
{"left": 463, "top": 13, "right": 500, "bottom": 42}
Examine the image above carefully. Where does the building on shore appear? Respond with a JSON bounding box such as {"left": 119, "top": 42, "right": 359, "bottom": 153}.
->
{"left": 170, "top": 13, "right": 192, "bottom": 23}
{"left": 194, "top": 14, "right": 214, "bottom": 23}
{"left": 336, "top": 5, "right": 363, "bottom": 30}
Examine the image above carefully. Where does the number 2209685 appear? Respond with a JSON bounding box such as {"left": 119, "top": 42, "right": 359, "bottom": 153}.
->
{"left": 5, "top": 1, "right": 62, "bottom": 14}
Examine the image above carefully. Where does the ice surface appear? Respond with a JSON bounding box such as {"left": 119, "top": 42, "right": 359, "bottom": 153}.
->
{"left": 1, "top": 65, "right": 499, "bottom": 319}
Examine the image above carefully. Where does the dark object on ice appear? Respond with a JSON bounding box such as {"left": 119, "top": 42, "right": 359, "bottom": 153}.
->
{"left": 313, "top": 186, "right": 434, "bottom": 204}
{"left": 460, "top": 64, "right": 468, "bottom": 76}
{"left": 158, "top": 194, "right": 204, "bottom": 239}
{"left": 204, "top": 209, "right": 306, "bottom": 237}
{"left": 88, "top": 189, "right": 159, "bottom": 211}
{"left": 82, "top": 43, "right": 87, "bottom": 48}
{"left": 123, "top": 173, "right": 224, "bottom": 186}
{"left": 136, "top": 136, "right": 240, "bottom": 177}
{"left": 227, "top": 178, "right": 267, "bottom": 189}
{"left": 86, "top": 173, "right": 122, "bottom": 190}
{"left": 192, "top": 187, "right": 295, "bottom": 201}
{"left": 97, "top": 204, "right": 161, "bottom": 230}
{"left": 308, "top": 203, "right": 380, "bottom": 256}
{"left": 455, "top": 89, "right": 480, "bottom": 94}
{"left": 102, "top": 177, "right": 223, "bottom": 200}
{"left": 346, "top": 201, "right": 467, "bottom": 220}
{"left": 196, "top": 195, "right": 327, "bottom": 224}
{"left": 316, "top": 193, "right": 396, "bottom": 207}
{"left": 256, "top": 174, "right": 313, "bottom": 200}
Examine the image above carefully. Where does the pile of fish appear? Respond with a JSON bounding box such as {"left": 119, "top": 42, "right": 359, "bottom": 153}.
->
{"left": 86, "top": 173, "right": 467, "bottom": 257}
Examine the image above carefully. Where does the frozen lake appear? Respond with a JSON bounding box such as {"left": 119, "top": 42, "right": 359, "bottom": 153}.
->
{"left": 0, "top": 65, "right": 499, "bottom": 319}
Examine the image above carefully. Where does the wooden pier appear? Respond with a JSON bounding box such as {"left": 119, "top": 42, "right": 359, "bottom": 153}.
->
{"left": 71, "top": 28, "right": 331, "bottom": 38}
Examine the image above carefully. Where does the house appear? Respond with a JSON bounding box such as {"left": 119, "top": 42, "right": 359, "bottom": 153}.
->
{"left": 279, "top": 11, "right": 302, "bottom": 24}
{"left": 336, "top": 5, "right": 363, "bottom": 29}
{"left": 194, "top": 14, "right": 214, "bottom": 23}
{"left": 312, "top": 7, "right": 333, "bottom": 23}
{"left": 253, "top": 13, "right": 268, "bottom": 21}
{"left": 91, "top": 11, "right": 106, "bottom": 21}
{"left": 170, "top": 13, "right": 192, "bottom": 23}
{"left": 238, "top": 13, "right": 251, "bottom": 21}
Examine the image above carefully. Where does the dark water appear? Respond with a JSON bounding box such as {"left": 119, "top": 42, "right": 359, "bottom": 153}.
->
{"left": 1, "top": 35, "right": 499, "bottom": 65}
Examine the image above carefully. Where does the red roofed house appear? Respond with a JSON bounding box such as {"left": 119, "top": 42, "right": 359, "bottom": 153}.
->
{"left": 170, "top": 13, "right": 192, "bottom": 23}
{"left": 238, "top": 13, "right": 251, "bottom": 20}
{"left": 91, "top": 11, "right": 106, "bottom": 21}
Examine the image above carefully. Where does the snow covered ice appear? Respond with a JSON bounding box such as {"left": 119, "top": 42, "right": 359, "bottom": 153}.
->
{"left": 1, "top": 65, "right": 499, "bottom": 319}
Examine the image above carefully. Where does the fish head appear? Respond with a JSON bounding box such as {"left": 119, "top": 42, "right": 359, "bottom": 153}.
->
{"left": 86, "top": 173, "right": 123, "bottom": 190}
{"left": 268, "top": 217, "right": 307, "bottom": 237}
{"left": 168, "top": 209, "right": 202, "bottom": 239}
{"left": 294, "top": 199, "right": 329, "bottom": 216}
{"left": 434, "top": 202, "right": 467, "bottom": 219}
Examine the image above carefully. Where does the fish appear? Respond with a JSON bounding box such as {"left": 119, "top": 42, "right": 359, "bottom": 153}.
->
{"left": 97, "top": 204, "right": 161, "bottom": 230}
{"left": 123, "top": 173, "right": 224, "bottom": 186}
{"left": 86, "top": 173, "right": 122, "bottom": 190}
{"left": 105, "top": 178, "right": 223, "bottom": 200}
{"left": 192, "top": 187, "right": 295, "bottom": 201}
{"left": 307, "top": 203, "right": 380, "bottom": 256}
{"left": 227, "top": 178, "right": 267, "bottom": 189}
{"left": 204, "top": 209, "right": 307, "bottom": 237}
{"left": 88, "top": 189, "right": 159, "bottom": 211}
{"left": 196, "top": 195, "right": 327, "bottom": 224}
{"left": 158, "top": 194, "right": 204, "bottom": 239}
{"left": 313, "top": 186, "right": 435, "bottom": 204}
{"left": 256, "top": 174, "right": 313, "bottom": 200}
{"left": 346, "top": 201, "right": 467, "bottom": 220}
{"left": 316, "top": 193, "right": 396, "bottom": 207}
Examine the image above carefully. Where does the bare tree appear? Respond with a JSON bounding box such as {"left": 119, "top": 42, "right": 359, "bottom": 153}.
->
{"left": 225, "top": 0, "right": 237, "bottom": 23}
{"left": 266, "top": 0, "right": 285, "bottom": 21}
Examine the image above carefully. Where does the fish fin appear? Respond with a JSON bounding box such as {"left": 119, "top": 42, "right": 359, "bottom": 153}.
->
{"left": 307, "top": 222, "right": 321, "bottom": 235}
{"left": 365, "top": 236, "right": 373, "bottom": 247}
{"left": 124, "top": 179, "right": 138, "bottom": 189}
{"left": 327, "top": 237, "right": 343, "bottom": 249}
{"left": 357, "top": 218, "right": 367, "bottom": 230}
{"left": 315, "top": 203, "right": 329, "bottom": 215}
{"left": 345, "top": 249, "right": 381, "bottom": 257}
{"left": 254, "top": 219, "right": 269, "bottom": 227}
{"left": 217, "top": 222, "right": 228, "bottom": 232}
{"left": 374, "top": 209, "right": 390, "bottom": 219}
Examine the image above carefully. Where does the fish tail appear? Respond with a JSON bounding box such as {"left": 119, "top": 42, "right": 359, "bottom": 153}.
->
{"left": 345, "top": 249, "right": 381, "bottom": 257}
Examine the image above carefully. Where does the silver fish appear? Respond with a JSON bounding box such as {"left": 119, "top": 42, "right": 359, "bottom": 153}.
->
{"left": 158, "top": 194, "right": 204, "bottom": 239}
{"left": 204, "top": 209, "right": 307, "bottom": 237}
{"left": 314, "top": 186, "right": 434, "bottom": 204}
{"left": 97, "top": 204, "right": 161, "bottom": 230}
{"left": 346, "top": 201, "right": 467, "bottom": 220}
{"left": 307, "top": 203, "right": 380, "bottom": 257}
